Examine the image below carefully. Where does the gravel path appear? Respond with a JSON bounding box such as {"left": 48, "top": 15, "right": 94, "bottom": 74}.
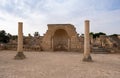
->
{"left": 0, "top": 51, "right": 120, "bottom": 78}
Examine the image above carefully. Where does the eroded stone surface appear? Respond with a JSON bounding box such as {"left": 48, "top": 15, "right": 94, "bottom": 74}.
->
{"left": 42, "top": 24, "right": 82, "bottom": 51}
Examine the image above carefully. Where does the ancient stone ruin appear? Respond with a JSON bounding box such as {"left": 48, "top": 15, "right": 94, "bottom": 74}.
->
{"left": 0, "top": 21, "right": 120, "bottom": 54}
{"left": 41, "top": 24, "right": 82, "bottom": 51}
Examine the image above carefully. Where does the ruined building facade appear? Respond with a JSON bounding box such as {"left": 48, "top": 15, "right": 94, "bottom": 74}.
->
{"left": 1, "top": 24, "right": 120, "bottom": 53}
{"left": 41, "top": 24, "right": 83, "bottom": 51}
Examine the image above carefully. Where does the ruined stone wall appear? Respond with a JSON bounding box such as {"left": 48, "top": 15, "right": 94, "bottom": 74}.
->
{"left": 41, "top": 24, "right": 83, "bottom": 52}
{"left": 91, "top": 35, "right": 120, "bottom": 53}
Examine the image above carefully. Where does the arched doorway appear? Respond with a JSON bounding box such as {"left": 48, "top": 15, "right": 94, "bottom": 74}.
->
{"left": 53, "top": 29, "right": 69, "bottom": 51}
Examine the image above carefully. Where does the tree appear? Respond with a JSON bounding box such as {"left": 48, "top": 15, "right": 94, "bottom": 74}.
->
{"left": 0, "top": 30, "right": 10, "bottom": 43}
{"left": 11, "top": 35, "right": 18, "bottom": 40}
{"left": 90, "top": 32, "right": 106, "bottom": 39}
{"left": 34, "top": 32, "right": 40, "bottom": 37}
{"left": 109, "top": 34, "right": 118, "bottom": 37}
{"left": 90, "top": 32, "right": 95, "bottom": 38}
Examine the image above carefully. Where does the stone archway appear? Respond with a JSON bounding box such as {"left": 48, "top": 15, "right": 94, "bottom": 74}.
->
{"left": 42, "top": 24, "right": 80, "bottom": 51}
{"left": 53, "top": 29, "right": 69, "bottom": 51}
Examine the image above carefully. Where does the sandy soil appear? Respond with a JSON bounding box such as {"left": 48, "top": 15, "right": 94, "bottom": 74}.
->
{"left": 0, "top": 51, "right": 120, "bottom": 78}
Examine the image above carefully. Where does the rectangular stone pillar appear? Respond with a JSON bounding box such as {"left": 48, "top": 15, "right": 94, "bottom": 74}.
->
{"left": 14, "top": 22, "right": 26, "bottom": 60}
{"left": 83, "top": 20, "right": 92, "bottom": 62}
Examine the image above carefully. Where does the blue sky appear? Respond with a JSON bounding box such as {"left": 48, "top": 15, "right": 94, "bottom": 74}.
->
{"left": 0, "top": 0, "right": 120, "bottom": 36}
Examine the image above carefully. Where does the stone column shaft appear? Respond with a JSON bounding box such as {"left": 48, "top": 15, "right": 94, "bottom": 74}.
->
{"left": 68, "top": 38, "right": 70, "bottom": 51}
{"left": 84, "top": 20, "right": 90, "bottom": 55}
{"left": 14, "top": 22, "right": 26, "bottom": 60}
{"left": 51, "top": 37, "right": 54, "bottom": 51}
{"left": 17, "top": 22, "right": 23, "bottom": 52}
{"left": 83, "top": 20, "right": 92, "bottom": 62}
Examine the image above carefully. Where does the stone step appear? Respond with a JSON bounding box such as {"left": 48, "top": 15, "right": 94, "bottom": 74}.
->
{"left": 92, "top": 51, "right": 109, "bottom": 54}
{"left": 92, "top": 47, "right": 109, "bottom": 54}
{"left": 92, "top": 48, "right": 106, "bottom": 51}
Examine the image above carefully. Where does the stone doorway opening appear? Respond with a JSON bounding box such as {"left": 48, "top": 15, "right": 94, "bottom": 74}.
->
{"left": 53, "top": 29, "right": 69, "bottom": 51}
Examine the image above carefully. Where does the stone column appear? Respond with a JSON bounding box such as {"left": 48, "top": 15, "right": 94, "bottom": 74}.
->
{"left": 14, "top": 22, "right": 26, "bottom": 60}
{"left": 68, "top": 38, "right": 70, "bottom": 51}
{"left": 82, "top": 20, "right": 92, "bottom": 62}
{"left": 51, "top": 36, "right": 54, "bottom": 51}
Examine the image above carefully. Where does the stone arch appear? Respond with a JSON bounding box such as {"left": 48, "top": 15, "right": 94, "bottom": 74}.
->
{"left": 51, "top": 27, "right": 70, "bottom": 37}
{"left": 53, "top": 29, "right": 70, "bottom": 51}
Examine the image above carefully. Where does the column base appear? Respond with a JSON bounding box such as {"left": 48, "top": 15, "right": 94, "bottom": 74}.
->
{"left": 82, "top": 55, "right": 92, "bottom": 62}
{"left": 14, "top": 52, "right": 26, "bottom": 60}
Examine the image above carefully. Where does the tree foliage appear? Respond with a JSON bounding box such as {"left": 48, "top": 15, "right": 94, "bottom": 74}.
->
{"left": 90, "top": 32, "right": 106, "bottom": 39}
{"left": 0, "top": 30, "right": 10, "bottom": 43}
{"left": 109, "top": 34, "right": 118, "bottom": 37}
{"left": 34, "top": 32, "right": 40, "bottom": 37}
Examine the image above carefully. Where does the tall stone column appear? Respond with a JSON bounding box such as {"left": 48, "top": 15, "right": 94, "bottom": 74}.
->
{"left": 82, "top": 20, "right": 92, "bottom": 62}
{"left": 14, "top": 22, "right": 26, "bottom": 60}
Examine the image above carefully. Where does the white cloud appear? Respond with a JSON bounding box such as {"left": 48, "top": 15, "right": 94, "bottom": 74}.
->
{"left": 0, "top": 0, "right": 120, "bottom": 36}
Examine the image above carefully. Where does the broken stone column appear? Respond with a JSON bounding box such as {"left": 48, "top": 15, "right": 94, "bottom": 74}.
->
{"left": 14, "top": 22, "right": 26, "bottom": 60}
{"left": 83, "top": 20, "right": 92, "bottom": 62}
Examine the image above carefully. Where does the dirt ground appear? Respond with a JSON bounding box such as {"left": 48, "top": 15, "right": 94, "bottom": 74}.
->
{"left": 0, "top": 51, "right": 120, "bottom": 78}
